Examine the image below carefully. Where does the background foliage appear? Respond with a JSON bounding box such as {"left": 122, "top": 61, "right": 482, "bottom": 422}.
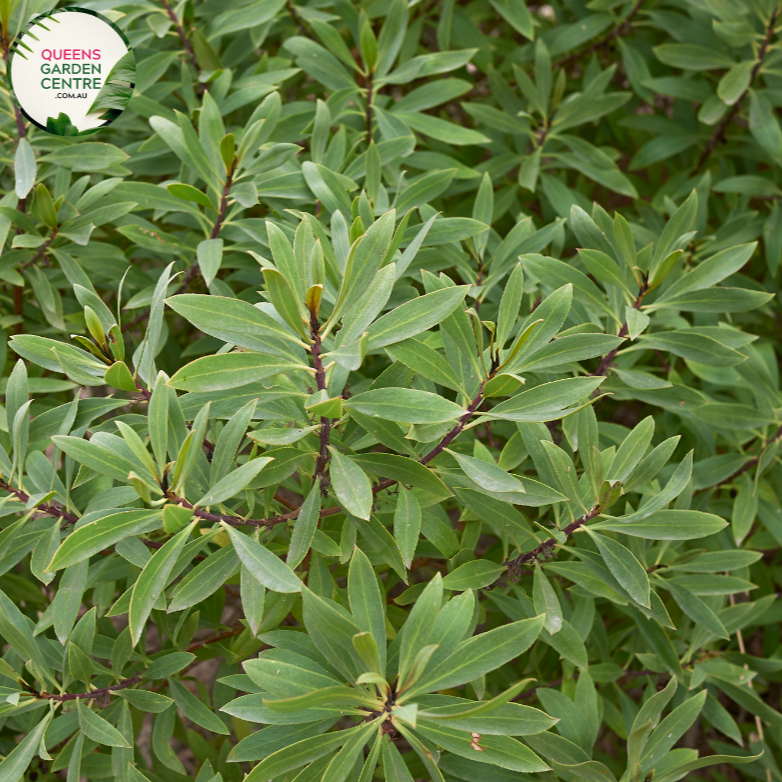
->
{"left": 1, "top": 0, "right": 782, "bottom": 779}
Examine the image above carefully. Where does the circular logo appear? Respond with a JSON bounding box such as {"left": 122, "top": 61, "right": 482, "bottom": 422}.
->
{"left": 8, "top": 7, "right": 135, "bottom": 136}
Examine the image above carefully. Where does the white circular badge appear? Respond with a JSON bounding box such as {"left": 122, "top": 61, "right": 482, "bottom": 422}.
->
{"left": 9, "top": 8, "right": 135, "bottom": 136}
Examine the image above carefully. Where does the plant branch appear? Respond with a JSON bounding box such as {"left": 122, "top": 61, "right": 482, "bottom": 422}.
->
{"left": 694, "top": 9, "right": 778, "bottom": 174}
{"left": 714, "top": 422, "right": 782, "bottom": 488}
{"left": 23, "top": 675, "right": 141, "bottom": 702}
{"left": 121, "top": 309, "right": 149, "bottom": 333}
{"left": 553, "top": 0, "right": 646, "bottom": 69}
{"left": 159, "top": 0, "right": 198, "bottom": 68}
{"left": 20, "top": 229, "right": 57, "bottom": 271}
{"left": 504, "top": 503, "right": 602, "bottom": 574}
{"left": 365, "top": 73, "right": 374, "bottom": 145}
{"left": 1, "top": 35, "right": 26, "bottom": 142}
{"left": 593, "top": 281, "right": 648, "bottom": 377}
{"left": 310, "top": 310, "right": 332, "bottom": 492}
{"left": 0, "top": 479, "right": 79, "bottom": 525}
{"left": 168, "top": 382, "right": 491, "bottom": 528}
{"left": 173, "top": 165, "right": 234, "bottom": 296}
{"left": 286, "top": 0, "right": 308, "bottom": 36}
{"left": 421, "top": 384, "right": 487, "bottom": 465}
{"left": 186, "top": 621, "right": 245, "bottom": 652}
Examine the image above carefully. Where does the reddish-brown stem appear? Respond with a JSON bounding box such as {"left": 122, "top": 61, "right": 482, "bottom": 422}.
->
{"left": 167, "top": 382, "right": 492, "bottom": 528}
{"left": 553, "top": 0, "right": 646, "bottom": 69}
{"left": 186, "top": 621, "right": 244, "bottom": 652}
{"left": 694, "top": 10, "right": 778, "bottom": 174}
{"left": 24, "top": 675, "right": 142, "bottom": 702}
{"left": 310, "top": 310, "right": 332, "bottom": 492}
{"left": 20, "top": 230, "right": 57, "bottom": 271}
{"left": 421, "top": 384, "right": 487, "bottom": 465}
{"left": 504, "top": 503, "right": 602, "bottom": 573}
{"left": 1, "top": 38, "right": 27, "bottom": 142}
{"left": 365, "top": 73, "right": 374, "bottom": 145}
{"left": 173, "top": 165, "right": 234, "bottom": 296}
{"left": 714, "top": 423, "right": 782, "bottom": 488}
{"left": 0, "top": 479, "right": 79, "bottom": 525}
{"left": 121, "top": 309, "right": 149, "bottom": 333}
{"left": 593, "top": 282, "right": 648, "bottom": 377}
{"left": 286, "top": 0, "right": 308, "bottom": 36}
{"left": 159, "top": 0, "right": 198, "bottom": 68}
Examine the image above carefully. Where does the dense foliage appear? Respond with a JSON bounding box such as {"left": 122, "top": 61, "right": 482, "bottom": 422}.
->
{"left": 1, "top": 0, "right": 782, "bottom": 779}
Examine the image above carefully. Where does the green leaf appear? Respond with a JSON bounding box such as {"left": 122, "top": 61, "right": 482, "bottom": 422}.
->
{"left": 367, "top": 286, "right": 469, "bottom": 349}
{"left": 167, "top": 294, "right": 305, "bottom": 349}
{"left": 0, "top": 714, "right": 51, "bottom": 781}
{"left": 197, "top": 238, "right": 224, "bottom": 287}
{"left": 593, "top": 510, "right": 727, "bottom": 539}
{"left": 349, "top": 547, "right": 387, "bottom": 673}
{"left": 129, "top": 521, "right": 197, "bottom": 645}
{"left": 386, "top": 338, "right": 464, "bottom": 393}
{"left": 195, "top": 457, "right": 273, "bottom": 507}
{"left": 166, "top": 182, "right": 213, "bottom": 209}
{"left": 39, "top": 144, "right": 129, "bottom": 170}
{"left": 14, "top": 138, "right": 35, "bottom": 199}
{"left": 168, "top": 353, "right": 299, "bottom": 392}
{"left": 409, "top": 615, "right": 544, "bottom": 696}
{"left": 394, "top": 488, "right": 422, "bottom": 570}
{"left": 588, "top": 530, "right": 650, "bottom": 608}
{"left": 77, "top": 700, "right": 131, "bottom": 747}
{"left": 168, "top": 677, "right": 230, "bottom": 734}
{"left": 117, "top": 689, "right": 175, "bottom": 713}
{"left": 167, "top": 545, "right": 239, "bottom": 612}
{"left": 415, "top": 722, "right": 549, "bottom": 773}
{"left": 224, "top": 525, "right": 302, "bottom": 593}
{"left": 489, "top": 0, "right": 534, "bottom": 39}
{"left": 48, "top": 510, "right": 162, "bottom": 571}
{"left": 399, "top": 573, "right": 443, "bottom": 686}
{"left": 328, "top": 447, "right": 373, "bottom": 520}
{"left": 653, "top": 44, "right": 734, "bottom": 70}
{"left": 442, "top": 560, "right": 504, "bottom": 591}
{"left": 717, "top": 60, "right": 754, "bottom": 106}
{"left": 450, "top": 451, "right": 524, "bottom": 493}
{"left": 287, "top": 485, "right": 322, "bottom": 570}
{"left": 345, "top": 388, "right": 465, "bottom": 425}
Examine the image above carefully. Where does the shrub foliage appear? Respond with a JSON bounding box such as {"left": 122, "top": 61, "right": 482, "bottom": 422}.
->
{"left": 1, "top": 0, "right": 782, "bottom": 780}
